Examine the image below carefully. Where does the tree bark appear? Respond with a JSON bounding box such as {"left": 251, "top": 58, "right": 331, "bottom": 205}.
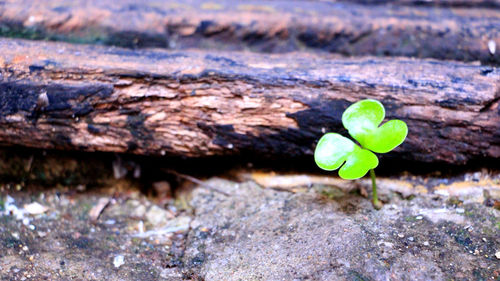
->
{"left": 0, "top": 0, "right": 499, "bottom": 64}
{"left": 0, "top": 38, "right": 499, "bottom": 164}
{"left": 338, "top": 0, "right": 500, "bottom": 7}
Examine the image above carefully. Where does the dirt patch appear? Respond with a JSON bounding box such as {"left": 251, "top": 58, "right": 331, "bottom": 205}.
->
{"left": 0, "top": 188, "right": 188, "bottom": 280}
{"left": 1, "top": 176, "right": 499, "bottom": 280}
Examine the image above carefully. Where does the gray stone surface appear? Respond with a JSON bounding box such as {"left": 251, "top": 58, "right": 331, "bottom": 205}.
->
{"left": 184, "top": 179, "right": 500, "bottom": 281}
{"left": 1, "top": 177, "right": 499, "bottom": 280}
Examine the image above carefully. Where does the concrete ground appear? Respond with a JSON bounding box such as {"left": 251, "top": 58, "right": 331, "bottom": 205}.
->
{"left": 1, "top": 172, "right": 499, "bottom": 281}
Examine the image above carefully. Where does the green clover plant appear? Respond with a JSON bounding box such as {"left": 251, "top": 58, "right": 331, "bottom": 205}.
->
{"left": 314, "top": 99, "right": 408, "bottom": 209}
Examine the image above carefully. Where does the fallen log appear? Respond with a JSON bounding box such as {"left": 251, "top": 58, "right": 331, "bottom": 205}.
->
{"left": 0, "top": 38, "right": 499, "bottom": 164}
{"left": 340, "top": 0, "right": 500, "bottom": 7}
{"left": 0, "top": 0, "right": 499, "bottom": 64}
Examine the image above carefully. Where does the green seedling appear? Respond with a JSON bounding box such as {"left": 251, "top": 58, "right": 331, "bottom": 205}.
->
{"left": 314, "top": 99, "right": 408, "bottom": 209}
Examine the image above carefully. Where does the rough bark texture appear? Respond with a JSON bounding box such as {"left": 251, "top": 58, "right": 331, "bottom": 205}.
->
{"left": 0, "top": 38, "right": 499, "bottom": 163}
{"left": 340, "top": 0, "right": 500, "bottom": 7}
{"left": 0, "top": 0, "right": 499, "bottom": 64}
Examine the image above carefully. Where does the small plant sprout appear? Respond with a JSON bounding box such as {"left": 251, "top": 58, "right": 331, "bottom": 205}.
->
{"left": 314, "top": 99, "right": 408, "bottom": 209}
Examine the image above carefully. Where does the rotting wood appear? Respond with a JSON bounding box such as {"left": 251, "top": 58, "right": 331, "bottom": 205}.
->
{"left": 0, "top": 0, "right": 499, "bottom": 64}
{"left": 337, "top": 0, "right": 500, "bottom": 8}
{"left": 0, "top": 38, "right": 499, "bottom": 164}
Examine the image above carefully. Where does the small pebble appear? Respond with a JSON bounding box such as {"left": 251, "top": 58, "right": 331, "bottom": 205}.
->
{"left": 397, "top": 233, "right": 405, "bottom": 238}
{"left": 138, "top": 221, "right": 144, "bottom": 234}
{"left": 456, "top": 208, "right": 465, "bottom": 214}
{"left": 24, "top": 202, "right": 48, "bottom": 215}
{"left": 423, "top": 241, "right": 430, "bottom": 246}
{"left": 415, "top": 215, "right": 423, "bottom": 220}
{"left": 488, "top": 40, "right": 496, "bottom": 55}
{"left": 408, "top": 237, "right": 414, "bottom": 242}
{"left": 146, "top": 205, "right": 172, "bottom": 227}
{"left": 113, "top": 255, "right": 125, "bottom": 268}
{"left": 495, "top": 251, "right": 500, "bottom": 260}
{"left": 470, "top": 171, "right": 481, "bottom": 182}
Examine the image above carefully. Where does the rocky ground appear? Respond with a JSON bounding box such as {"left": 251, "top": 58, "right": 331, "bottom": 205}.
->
{"left": 1, "top": 172, "right": 499, "bottom": 281}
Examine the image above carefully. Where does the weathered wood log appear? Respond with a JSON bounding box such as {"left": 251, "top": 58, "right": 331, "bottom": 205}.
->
{"left": 0, "top": 0, "right": 499, "bottom": 64}
{"left": 0, "top": 38, "right": 499, "bottom": 164}
{"left": 339, "top": 0, "right": 500, "bottom": 8}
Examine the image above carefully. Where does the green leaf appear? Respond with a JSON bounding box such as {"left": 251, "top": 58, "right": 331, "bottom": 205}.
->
{"left": 314, "top": 133, "right": 379, "bottom": 179}
{"left": 314, "top": 133, "right": 355, "bottom": 171}
{"left": 342, "top": 99, "right": 408, "bottom": 153}
{"left": 338, "top": 147, "right": 379, "bottom": 179}
{"left": 361, "top": 119, "right": 408, "bottom": 153}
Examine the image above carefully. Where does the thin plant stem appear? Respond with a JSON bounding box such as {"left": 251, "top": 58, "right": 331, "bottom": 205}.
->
{"left": 369, "top": 169, "right": 381, "bottom": 209}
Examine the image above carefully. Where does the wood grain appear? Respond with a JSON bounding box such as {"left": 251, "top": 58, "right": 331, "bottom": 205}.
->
{"left": 0, "top": 38, "right": 499, "bottom": 163}
{"left": 0, "top": 0, "right": 499, "bottom": 64}
{"left": 337, "top": 0, "right": 500, "bottom": 7}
